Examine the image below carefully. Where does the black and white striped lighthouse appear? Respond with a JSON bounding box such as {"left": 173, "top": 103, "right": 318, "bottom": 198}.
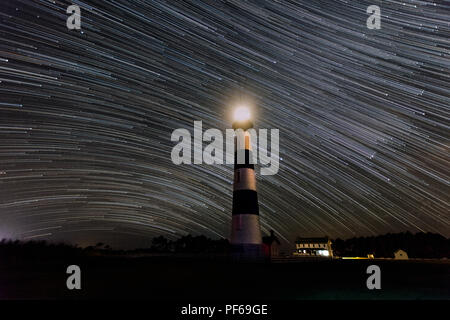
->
{"left": 230, "top": 107, "right": 262, "bottom": 258}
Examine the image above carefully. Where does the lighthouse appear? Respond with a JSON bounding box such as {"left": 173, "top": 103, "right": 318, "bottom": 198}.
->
{"left": 230, "top": 107, "right": 262, "bottom": 259}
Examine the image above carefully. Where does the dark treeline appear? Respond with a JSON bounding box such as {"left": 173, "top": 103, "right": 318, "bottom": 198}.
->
{"left": 332, "top": 232, "right": 449, "bottom": 258}
{"left": 0, "top": 239, "right": 84, "bottom": 260}
{"left": 1, "top": 232, "right": 448, "bottom": 260}
{"left": 0, "top": 235, "right": 231, "bottom": 260}
{"left": 146, "top": 234, "right": 231, "bottom": 253}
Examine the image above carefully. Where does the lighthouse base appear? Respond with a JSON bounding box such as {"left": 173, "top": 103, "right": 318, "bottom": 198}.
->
{"left": 231, "top": 244, "right": 264, "bottom": 261}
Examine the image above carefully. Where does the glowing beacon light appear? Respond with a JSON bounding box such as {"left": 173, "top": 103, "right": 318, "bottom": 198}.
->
{"left": 233, "top": 106, "right": 251, "bottom": 122}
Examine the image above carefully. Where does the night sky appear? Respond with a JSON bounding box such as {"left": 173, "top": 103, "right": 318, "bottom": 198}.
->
{"left": 0, "top": 0, "right": 448, "bottom": 248}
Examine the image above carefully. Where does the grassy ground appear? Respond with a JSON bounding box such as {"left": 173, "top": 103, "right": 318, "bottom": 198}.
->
{"left": 1, "top": 256, "right": 449, "bottom": 300}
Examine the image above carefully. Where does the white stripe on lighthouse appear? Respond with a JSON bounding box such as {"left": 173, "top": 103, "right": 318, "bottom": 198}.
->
{"left": 231, "top": 214, "right": 262, "bottom": 245}
{"left": 233, "top": 168, "right": 257, "bottom": 191}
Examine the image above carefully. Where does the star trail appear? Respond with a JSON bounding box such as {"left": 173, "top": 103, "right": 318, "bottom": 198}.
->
{"left": 0, "top": 0, "right": 449, "bottom": 248}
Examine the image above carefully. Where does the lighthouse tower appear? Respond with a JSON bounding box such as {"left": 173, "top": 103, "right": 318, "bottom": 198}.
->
{"left": 231, "top": 107, "right": 262, "bottom": 259}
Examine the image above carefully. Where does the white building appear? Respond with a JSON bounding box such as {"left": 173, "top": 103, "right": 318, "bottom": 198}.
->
{"left": 394, "top": 249, "right": 408, "bottom": 260}
{"left": 294, "top": 237, "right": 333, "bottom": 258}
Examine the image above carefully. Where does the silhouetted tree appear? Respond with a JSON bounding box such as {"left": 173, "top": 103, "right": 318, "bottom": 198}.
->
{"left": 151, "top": 235, "right": 170, "bottom": 252}
{"left": 331, "top": 232, "right": 449, "bottom": 258}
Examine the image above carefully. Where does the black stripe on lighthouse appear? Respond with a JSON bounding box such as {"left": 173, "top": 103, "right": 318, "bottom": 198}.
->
{"left": 234, "top": 149, "right": 255, "bottom": 169}
{"left": 232, "top": 190, "right": 259, "bottom": 215}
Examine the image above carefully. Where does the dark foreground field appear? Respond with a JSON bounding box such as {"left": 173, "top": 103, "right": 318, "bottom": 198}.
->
{"left": 1, "top": 256, "right": 449, "bottom": 300}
